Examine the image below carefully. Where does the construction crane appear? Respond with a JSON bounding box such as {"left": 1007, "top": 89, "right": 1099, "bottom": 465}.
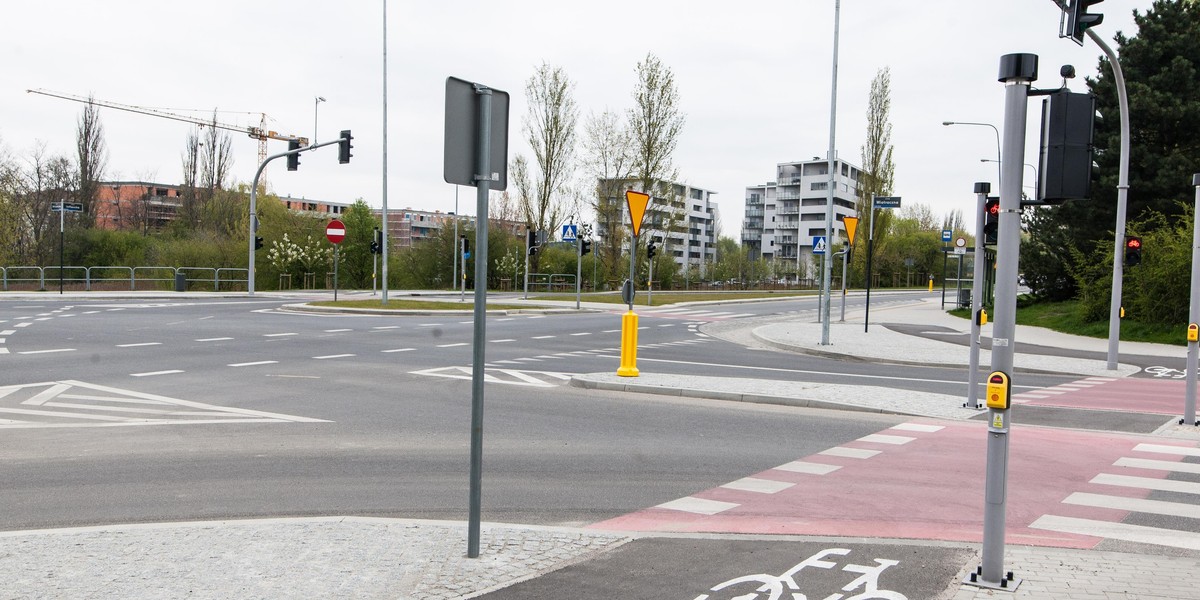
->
{"left": 26, "top": 88, "right": 307, "bottom": 188}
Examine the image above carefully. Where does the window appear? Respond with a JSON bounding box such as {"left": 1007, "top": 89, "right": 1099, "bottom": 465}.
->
{"left": 811, "top": 182, "right": 828, "bottom": 191}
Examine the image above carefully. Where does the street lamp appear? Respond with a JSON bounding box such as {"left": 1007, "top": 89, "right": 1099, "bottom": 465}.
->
{"left": 313, "top": 96, "right": 326, "bottom": 144}
{"left": 943, "top": 121, "right": 1001, "bottom": 188}
{"left": 981, "top": 159, "right": 1037, "bottom": 192}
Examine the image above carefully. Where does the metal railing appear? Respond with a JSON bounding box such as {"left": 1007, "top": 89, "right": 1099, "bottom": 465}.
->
{"left": 1, "top": 265, "right": 250, "bottom": 292}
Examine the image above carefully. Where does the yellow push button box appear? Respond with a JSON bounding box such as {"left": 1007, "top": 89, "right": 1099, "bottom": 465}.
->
{"left": 1189, "top": 323, "right": 1198, "bottom": 343}
{"left": 986, "top": 371, "right": 1010, "bottom": 410}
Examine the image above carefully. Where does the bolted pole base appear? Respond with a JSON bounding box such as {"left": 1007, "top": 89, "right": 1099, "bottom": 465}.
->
{"left": 964, "top": 565, "right": 1022, "bottom": 592}
{"left": 616, "top": 311, "right": 640, "bottom": 377}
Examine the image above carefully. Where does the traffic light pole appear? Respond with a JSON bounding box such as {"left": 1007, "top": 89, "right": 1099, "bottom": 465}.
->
{"left": 968, "top": 183, "right": 990, "bottom": 410}
{"left": 575, "top": 236, "right": 582, "bottom": 310}
{"left": 1186, "top": 173, "right": 1200, "bottom": 427}
{"left": 247, "top": 137, "right": 344, "bottom": 296}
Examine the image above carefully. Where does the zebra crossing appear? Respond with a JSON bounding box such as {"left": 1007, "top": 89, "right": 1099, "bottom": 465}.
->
{"left": 636, "top": 307, "right": 759, "bottom": 321}
{"left": 1030, "top": 442, "right": 1200, "bottom": 551}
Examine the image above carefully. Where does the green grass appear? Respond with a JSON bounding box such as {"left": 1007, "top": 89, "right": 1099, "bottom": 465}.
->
{"left": 310, "top": 299, "right": 529, "bottom": 311}
{"left": 950, "top": 299, "right": 1184, "bottom": 345}
{"left": 532, "top": 290, "right": 818, "bottom": 306}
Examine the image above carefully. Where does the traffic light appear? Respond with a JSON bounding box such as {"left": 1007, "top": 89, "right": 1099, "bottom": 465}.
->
{"left": 647, "top": 241, "right": 657, "bottom": 259}
{"left": 1067, "top": 0, "right": 1104, "bottom": 46}
{"left": 527, "top": 230, "right": 538, "bottom": 256}
{"left": 370, "top": 241, "right": 380, "bottom": 254}
{"left": 1037, "top": 91, "right": 1096, "bottom": 204}
{"left": 338, "top": 130, "right": 353, "bottom": 164}
{"left": 254, "top": 236, "right": 264, "bottom": 250}
{"left": 286, "top": 139, "right": 301, "bottom": 171}
{"left": 1124, "top": 236, "right": 1142, "bottom": 267}
{"left": 581, "top": 239, "right": 591, "bottom": 256}
{"left": 460, "top": 235, "right": 469, "bottom": 255}
{"left": 372, "top": 227, "right": 382, "bottom": 254}
{"left": 983, "top": 197, "right": 1000, "bottom": 245}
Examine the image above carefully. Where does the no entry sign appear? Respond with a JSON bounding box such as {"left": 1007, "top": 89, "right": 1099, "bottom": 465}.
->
{"left": 326, "top": 220, "right": 346, "bottom": 244}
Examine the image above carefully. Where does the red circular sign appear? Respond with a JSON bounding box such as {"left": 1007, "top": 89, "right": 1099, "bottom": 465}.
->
{"left": 326, "top": 219, "right": 346, "bottom": 244}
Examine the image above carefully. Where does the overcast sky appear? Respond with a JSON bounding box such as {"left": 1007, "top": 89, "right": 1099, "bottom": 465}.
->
{"left": 1, "top": 0, "right": 1151, "bottom": 238}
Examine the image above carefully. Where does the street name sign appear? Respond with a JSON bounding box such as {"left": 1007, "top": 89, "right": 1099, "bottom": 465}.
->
{"left": 873, "top": 196, "right": 902, "bottom": 209}
{"left": 50, "top": 202, "right": 83, "bottom": 213}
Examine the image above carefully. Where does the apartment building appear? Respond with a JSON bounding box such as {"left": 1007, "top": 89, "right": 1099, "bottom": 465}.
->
{"left": 742, "top": 158, "right": 861, "bottom": 280}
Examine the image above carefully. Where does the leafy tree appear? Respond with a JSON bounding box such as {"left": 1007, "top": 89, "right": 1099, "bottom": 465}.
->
{"left": 582, "top": 109, "right": 633, "bottom": 289}
{"left": 628, "top": 53, "right": 687, "bottom": 263}
{"left": 337, "top": 200, "right": 382, "bottom": 289}
{"left": 1023, "top": 0, "right": 1200, "bottom": 300}
{"left": 852, "top": 67, "right": 897, "bottom": 287}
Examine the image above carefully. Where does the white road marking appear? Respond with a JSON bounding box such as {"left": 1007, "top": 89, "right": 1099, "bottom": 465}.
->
{"left": 18, "top": 349, "right": 75, "bottom": 355}
{"left": 324, "top": 329, "right": 353, "bottom": 333}
{"left": 532, "top": 335, "right": 555, "bottom": 339}
{"left": 858, "top": 433, "right": 916, "bottom": 445}
{"left": 313, "top": 354, "right": 355, "bottom": 360}
{"left": 1091, "top": 473, "right": 1200, "bottom": 495}
{"left": 382, "top": 348, "right": 416, "bottom": 353}
{"left": 890, "top": 423, "right": 944, "bottom": 433}
{"left": 773, "top": 461, "right": 842, "bottom": 475}
{"left": 437, "top": 342, "right": 468, "bottom": 348}
{"left": 721, "top": 477, "right": 795, "bottom": 494}
{"left": 570, "top": 332, "right": 591, "bottom": 336}
{"left": 130, "top": 370, "right": 184, "bottom": 377}
{"left": 0, "top": 331, "right": 17, "bottom": 336}
{"left": 372, "top": 326, "right": 400, "bottom": 330}
{"left": 655, "top": 497, "right": 739, "bottom": 515}
{"left": 34, "top": 318, "right": 51, "bottom": 321}
{"left": 819, "top": 447, "right": 881, "bottom": 459}
{"left": 0, "top": 349, "right": 8, "bottom": 354}
{"left": 1030, "top": 515, "right": 1200, "bottom": 551}
{"left": 228, "top": 361, "right": 278, "bottom": 367}
{"left": 83, "top": 311, "right": 101, "bottom": 315}
{"left": 1062, "top": 492, "right": 1200, "bottom": 519}
{"left": 419, "top": 323, "right": 443, "bottom": 327}
{"left": 491, "top": 339, "right": 516, "bottom": 343}
{"left": 658, "top": 324, "right": 674, "bottom": 327}
{"left": 14, "top": 323, "right": 31, "bottom": 328}
{"left": 602, "top": 330, "right": 620, "bottom": 333}
{"left": 116, "top": 342, "right": 162, "bottom": 348}
{"left": 60, "top": 314, "right": 77, "bottom": 318}
{"left": 263, "top": 333, "right": 298, "bottom": 337}
{"left": 1133, "top": 443, "right": 1200, "bottom": 457}
{"left": 1115, "top": 457, "right": 1200, "bottom": 474}
{"left": 195, "top": 337, "right": 233, "bottom": 342}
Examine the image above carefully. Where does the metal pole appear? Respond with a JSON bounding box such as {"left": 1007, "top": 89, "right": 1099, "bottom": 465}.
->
{"left": 575, "top": 235, "right": 582, "bottom": 310}
{"left": 467, "top": 86, "right": 493, "bottom": 559}
{"left": 839, "top": 247, "right": 848, "bottom": 322}
{"left": 59, "top": 205, "right": 64, "bottom": 294}
{"left": 864, "top": 199, "right": 875, "bottom": 332}
{"left": 454, "top": 186, "right": 459, "bottom": 293}
{"left": 1087, "top": 31, "right": 1131, "bottom": 371}
{"left": 969, "top": 184, "right": 990, "bottom": 409}
{"left": 380, "top": 0, "right": 389, "bottom": 305}
{"left": 820, "top": 0, "right": 841, "bottom": 345}
{"left": 629, "top": 235, "right": 637, "bottom": 311}
{"left": 977, "top": 52, "right": 1035, "bottom": 591}
{"left": 333, "top": 245, "right": 339, "bottom": 302}
{"left": 647, "top": 257, "right": 654, "bottom": 306}
{"left": 523, "top": 239, "right": 530, "bottom": 300}
{"left": 1186, "top": 173, "right": 1200, "bottom": 426}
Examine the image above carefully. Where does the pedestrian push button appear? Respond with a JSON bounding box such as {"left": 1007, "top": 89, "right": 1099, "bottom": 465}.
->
{"left": 986, "top": 371, "right": 1010, "bottom": 410}
{"left": 1189, "top": 323, "right": 1198, "bottom": 343}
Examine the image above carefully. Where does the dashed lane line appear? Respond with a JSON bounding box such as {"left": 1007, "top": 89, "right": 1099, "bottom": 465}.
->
{"left": 195, "top": 337, "right": 233, "bottom": 342}
{"left": 263, "top": 333, "right": 298, "bottom": 337}
{"left": 437, "top": 342, "right": 469, "bottom": 348}
{"left": 228, "top": 361, "right": 279, "bottom": 368}
{"left": 325, "top": 329, "right": 353, "bottom": 333}
{"left": 381, "top": 348, "right": 416, "bottom": 353}
{"left": 18, "top": 349, "right": 76, "bottom": 355}
{"left": 532, "top": 335, "right": 555, "bottom": 339}
{"left": 131, "top": 370, "right": 184, "bottom": 377}
{"left": 313, "top": 354, "right": 356, "bottom": 360}
{"left": 116, "top": 342, "right": 162, "bottom": 348}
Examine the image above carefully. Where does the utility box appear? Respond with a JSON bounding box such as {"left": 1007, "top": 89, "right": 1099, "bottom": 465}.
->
{"left": 174, "top": 272, "right": 187, "bottom": 292}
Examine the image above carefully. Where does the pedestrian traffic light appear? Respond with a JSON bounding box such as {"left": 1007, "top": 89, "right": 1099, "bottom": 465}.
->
{"left": 527, "top": 230, "right": 538, "bottom": 256}
{"left": 370, "top": 241, "right": 380, "bottom": 254}
{"left": 338, "top": 130, "right": 353, "bottom": 164}
{"left": 254, "top": 236, "right": 264, "bottom": 250}
{"left": 647, "top": 241, "right": 657, "bottom": 259}
{"left": 286, "top": 139, "right": 301, "bottom": 171}
{"left": 460, "top": 235, "right": 469, "bottom": 255}
{"left": 1037, "top": 91, "right": 1096, "bottom": 204}
{"left": 1124, "top": 235, "right": 1142, "bottom": 267}
{"left": 983, "top": 197, "right": 1000, "bottom": 245}
{"left": 1067, "top": 0, "right": 1104, "bottom": 46}
{"left": 581, "top": 239, "right": 591, "bottom": 256}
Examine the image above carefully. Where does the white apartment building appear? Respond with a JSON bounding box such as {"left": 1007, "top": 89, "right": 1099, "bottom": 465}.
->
{"left": 597, "top": 179, "right": 719, "bottom": 277}
{"left": 742, "top": 158, "right": 861, "bottom": 280}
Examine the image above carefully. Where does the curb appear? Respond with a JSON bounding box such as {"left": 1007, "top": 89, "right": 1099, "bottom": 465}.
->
{"left": 280, "top": 303, "right": 597, "bottom": 317}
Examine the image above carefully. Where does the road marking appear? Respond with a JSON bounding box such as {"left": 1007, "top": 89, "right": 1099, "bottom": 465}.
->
{"left": 602, "top": 330, "right": 620, "bottom": 333}
{"left": 491, "top": 339, "right": 516, "bottom": 343}
{"left": 228, "top": 361, "right": 278, "bottom": 367}
{"left": 1, "top": 330, "right": 15, "bottom": 336}
{"left": 496, "top": 318, "right": 514, "bottom": 322}
{"left": 131, "top": 370, "right": 184, "bottom": 377}
{"left": 1091, "top": 473, "right": 1200, "bottom": 495}
{"left": 324, "top": 329, "right": 353, "bottom": 333}
{"left": 82, "top": 311, "right": 101, "bottom": 315}
{"left": 857, "top": 434, "right": 916, "bottom": 445}
{"left": 655, "top": 497, "right": 739, "bottom": 516}
{"left": 1030, "top": 515, "right": 1200, "bottom": 551}
{"left": 372, "top": 326, "right": 400, "bottom": 330}
{"left": 107, "top": 308, "right": 125, "bottom": 311}
{"left": 1062, "top": 492, "right": 1200, "bottom": 519}
{"left": 116, "top": 342, "right": 162, "bottom": 348}
{"left": 313, "top": 354, "right": 355, "bottom": 360}
{"left": 773, "top": 461, "right": 842, "bottom": 475}
{"left": 18, "top": 349, "right": 75, "bottom": 355}
{"left": 195, "top": 337, "right": 233, "bottom": 342}
{"left": 532, "top": 335, "right": 555, "bottom": 339}
{"left": 263, "top": 333, "right": 298, "bottom": 337}
{"left": 0, "top": 349, "right": 8, "bottom": 354}
{"left": 437, "top": 342, "right": 468, "bottom": 348}
{"left": 819, "top": 447, "right": 881, "bottom": 459}
{"left": 721, "top": 477, "right": 795, "bottom": 494}
{"left": 1114, "top": 457, "right": 1200, "bottom": 474}
{"left": 1133, "top": 443, "right": 1200, "bottom": 457}
{"left": 382, "top": 348, "right": 415, "bottom": 353}
{"left": 14, "top": 323, "right": 31, "bottom": 328}
{"left": 419, "top": 323, "right": 443, "bottom": 327}
{"left": 890, "top": 423, "right": 944, "bottom": 433}
{"left": 570, "top": 332, "right": 591, "bottom": 336}
{"left": 658, "top": 324, "right": 674, "bottom": 327}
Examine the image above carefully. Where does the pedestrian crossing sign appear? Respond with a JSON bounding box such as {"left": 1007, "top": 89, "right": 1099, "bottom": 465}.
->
{"left": 813, "top": 236, "right": 828, "bottom": 255}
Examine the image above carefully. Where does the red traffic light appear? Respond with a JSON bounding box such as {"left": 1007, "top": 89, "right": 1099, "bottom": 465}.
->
{"left": 1125, "top": 237, "right": 1142, "bottom": 250}
{"left": 987, "top": 200, "right": 1000, "bottom": 215}
{"left": 989, "top": 374, "right": 1005, "bottom": 385}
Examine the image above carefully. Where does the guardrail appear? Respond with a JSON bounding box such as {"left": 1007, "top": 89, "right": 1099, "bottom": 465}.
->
{"left": 0, "top": 265, "right": 250, "bottom": 292}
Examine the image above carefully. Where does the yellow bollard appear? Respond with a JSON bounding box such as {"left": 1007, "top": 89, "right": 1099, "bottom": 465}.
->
{"left": 616, "top": 310, "right": 640, "bottom": 377}
{"left": 928, "top": 276, "right": 934, "bottom": 292}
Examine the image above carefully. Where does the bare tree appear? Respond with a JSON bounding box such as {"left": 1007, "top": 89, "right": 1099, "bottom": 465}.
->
{"left": 899, "top": 203, "right": 938, "bottom": 230}
{"left": 853, "top": 67, "right": 897, "bottom": 284}
{"left": 627, "top": 53, "right": 686, "bottom": 262}
{"left": 201, "top": 112, "right": 234, "bottom": 194}
{"left": 582, "top": 109, "right": 634, "bottom": 283}
{"left": 180, "top": 128, "right": 202, "bottom": 226}
{"left": 516, "top": 63, "right": 579, "bottom": 248}
{"left": 75, "top": 96, "right": 107, "bottom": 226}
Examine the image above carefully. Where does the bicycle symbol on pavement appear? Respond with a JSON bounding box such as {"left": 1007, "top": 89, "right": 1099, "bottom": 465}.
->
{"left": 693, "top": 547, "right": 907, "bottom": 600}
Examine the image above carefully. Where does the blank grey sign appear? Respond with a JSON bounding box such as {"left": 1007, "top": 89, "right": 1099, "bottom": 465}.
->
{"left": 444, "top": 76, "right": 509, "bottom": 190}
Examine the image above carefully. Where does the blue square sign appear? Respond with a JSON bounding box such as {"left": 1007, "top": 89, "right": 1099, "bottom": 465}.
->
{"left": 561, "top": 224, "right": 577, "bottom": 242}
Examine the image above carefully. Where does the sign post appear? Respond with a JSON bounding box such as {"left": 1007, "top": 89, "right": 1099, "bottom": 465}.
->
{"left": 865, "top": 196, "right": 901, "bottom": 331}
{"left": 839, "top": 216, "right": 859, "bottom": 322}
{"left": 51, "top": 201, "right": 83, "bottom": 294}
{"left": 619, "top": 190, "right": 650, "bottom": 377}
{"left": 326, "top": 219, "right": 345, "bottom": 301}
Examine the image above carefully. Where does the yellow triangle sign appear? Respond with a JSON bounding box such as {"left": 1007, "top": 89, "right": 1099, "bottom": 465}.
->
{"left": 842, "top": 216, "right": 860, "bottom": 246}
{"left": 625, "top": 190, "right": 651, "bottom": 237}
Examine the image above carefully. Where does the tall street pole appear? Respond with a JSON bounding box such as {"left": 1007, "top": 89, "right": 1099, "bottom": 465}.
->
{"left": 820, "top": 0, "right": 841, "bottom": 346}
{"left": 1186, "top": 173, "right": 1200, "bottom": 427}
{"left": 968, "top": 182, "right": 990, "bottom": 409}
{"left": 380, "top": 0, "right": 390, "bottom": 305}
